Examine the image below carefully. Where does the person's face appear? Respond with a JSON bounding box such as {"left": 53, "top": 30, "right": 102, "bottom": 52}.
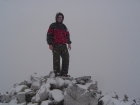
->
{"left": 57, "top": 15, "right": 63, "bottom": 23}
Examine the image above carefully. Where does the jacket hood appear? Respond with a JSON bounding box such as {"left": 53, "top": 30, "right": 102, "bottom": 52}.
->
{"left": 55, "top": 12, "right": 64, "bottom": 23}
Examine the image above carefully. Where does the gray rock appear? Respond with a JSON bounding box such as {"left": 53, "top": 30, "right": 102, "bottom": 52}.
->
{"left": 123, "top": 94, "right": 128, "bottom": 102}
{"left": 19, "top": 81, "right": 32, "bottom": 88}
{"left": 88, "top": 81, "right": 98, "bottom": 90}
{"left": 34, "top": 85, "right": 49, "bottom": 102}
{"left": 23, "top": 76, "right": 32, "bottom": 88}
{"left": 41, "top": 100, "right": 52, "bottom": 105}
{"left": 31, "top": 81, "right": 41, "bottom": 91}
{"left": 98, "top": 100, "right": 104, "bottom": 105}
{"left": 31, "top": 96, "right": 36, "bottom": 103}
{"left": 76, "top": 79, "right": 86, "bottom": 85}
{"left": 25, "top": 90, "right": 36, "bottom": 102}
{"left": 75, "top": 76, "right": 92, "bottom": 85}
{"left": 9, "top": 84, "right": 29, "bottom": 95}
{"left": 9, "top": 96, "right": 18, "bottom": 104}
{"left": 112, "top": 92, "right": 119, "bottom": 100}
{"left": 40, "top": 78, "right": 47, "bottom": 85}
{"left": 49, "top": 71, "right": 55, "bottom": 78}
{"left": 30, "top": 72, "right": 43, "bottom": 82}
{"left": 25, "top": 91, "right": 36, "bottom": 96}
{"left": 87, "top": 81, "right": 102, "bottom": 98}
{"left": 61, "top": 77, "right": 74, "bottom": 81}
{"left": 16, "top": 92, "right": 26, "bottom": 103}
{"left": 64, "top": 83, "right": 98, "bottom": 105}
{"left": 48, "top": 100, "right": 64, "bottom": 105}
{"left": 43, "top": 75, "right": 49, "bottom": 80}
{"left": 75, "top": 76, "right": 91, "bottom": 81}
{"left": 64, "top": 80, "right": 71, "bottom": 88}
{"left": 26, "top": 94, "right": 33, "bottom": 102}
{"left": 49, "top": 89, "right": 64, "bottom": 102}
{"left": 1, "top": 93, "right": 11, "bottom": 103}
{"left": 49, "top": 77, "right": 65, "bottom": 90}
{"left": 16, "top": 85, "right": 29, "bottom": 93}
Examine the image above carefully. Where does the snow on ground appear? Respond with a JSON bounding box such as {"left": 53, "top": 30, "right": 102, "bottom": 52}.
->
{"left": 49, "top": 89, "right": 64, "bottom": 102}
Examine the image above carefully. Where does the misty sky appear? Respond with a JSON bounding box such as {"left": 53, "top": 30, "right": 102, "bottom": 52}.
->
{"left": 0, "top": 0, "right": 140, "bottom": 99}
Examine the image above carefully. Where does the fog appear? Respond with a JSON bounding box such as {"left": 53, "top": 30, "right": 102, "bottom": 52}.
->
{"left": 0, "top": 0, "right": 140, "bottom": 99}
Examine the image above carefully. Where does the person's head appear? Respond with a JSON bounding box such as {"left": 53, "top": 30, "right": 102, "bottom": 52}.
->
{"left": 55, "top": 12, "right": 64, "bottom": 23}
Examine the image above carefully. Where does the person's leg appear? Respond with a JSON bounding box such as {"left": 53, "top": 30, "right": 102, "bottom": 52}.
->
{"left": 60, "top": 44, "right": 69, "bottom": 76}
{"left": 52, "top": 44, "right": 61, "bottom": 76}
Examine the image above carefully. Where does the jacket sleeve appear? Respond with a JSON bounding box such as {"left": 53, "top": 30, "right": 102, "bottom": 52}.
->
{"left": 65, "top": 26, "right": 72, "bottom": 44}
{"left": 66, "top": 31, "right": 72, "bottom": 44}
{"left": 46, "top": 23, "right": 54, "bottom": 45}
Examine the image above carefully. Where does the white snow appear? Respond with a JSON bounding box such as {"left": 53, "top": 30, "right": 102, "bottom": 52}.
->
{"left": 49, "top": 89, "right": 64, "bottom": 102}
{"left": 48, "top": 77, "right": 64, "bottom": 87}
{"left": 77, "top": 81, "right": 95, "bottom": 93}
{"left": 64, "top": 80, "right": 71, "bottom": 86}
{"left": 15, "top": 85, "right": 28, "bottom": 93}
{"left": 24, "top": 89, "right": 32, "bottom": 92}
{"left": 100, "top": 93, "right": 135, "bottom": 105}
{"left": 41, "top": 100, "right": 51, "bottom": 105}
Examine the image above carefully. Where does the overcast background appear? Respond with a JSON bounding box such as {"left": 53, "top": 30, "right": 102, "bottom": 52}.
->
{"left": 0, "top": 0, "right": 140, "bottom": 99}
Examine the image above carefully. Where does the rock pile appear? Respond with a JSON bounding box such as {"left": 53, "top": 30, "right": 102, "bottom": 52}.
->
{"left": 0, "top": 71, "right": 139, "bottom": 105}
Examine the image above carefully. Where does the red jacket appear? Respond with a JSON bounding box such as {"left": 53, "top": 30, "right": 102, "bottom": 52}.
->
{"left": 47, "top": 22, "right": 72, "bottom": 45}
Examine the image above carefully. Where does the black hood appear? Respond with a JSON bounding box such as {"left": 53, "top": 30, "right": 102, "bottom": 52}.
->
{"left": 55, "top": 12, "right": 64, "bottom": 23}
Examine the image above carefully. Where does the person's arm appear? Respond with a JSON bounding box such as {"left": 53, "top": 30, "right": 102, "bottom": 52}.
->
{"left": 65, "top": 25, "right": 72, "bottom": 44}
{"left": 46, "top": 23, "right": 54, "bottom": 45}
{"left": 66, "top": 31, "right": 72, "bottom": 44}
{"left": 66, "top": 27, "right": 72, "bottom": 50}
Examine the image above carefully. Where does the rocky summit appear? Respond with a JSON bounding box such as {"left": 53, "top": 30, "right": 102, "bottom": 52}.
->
{"left": 0, "top": 71, "right": 139, "bottom": 105}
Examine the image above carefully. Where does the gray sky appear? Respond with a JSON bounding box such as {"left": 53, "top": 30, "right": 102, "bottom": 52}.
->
{"left": 0, "top": 0, "right": 140, "bottom": 99}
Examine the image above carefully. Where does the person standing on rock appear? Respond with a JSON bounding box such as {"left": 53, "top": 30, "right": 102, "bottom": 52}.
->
{"left": 46, "top": 12, "right": 72, "bottom": 77}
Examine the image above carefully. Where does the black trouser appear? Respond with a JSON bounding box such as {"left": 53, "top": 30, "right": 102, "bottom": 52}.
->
{"left": 52, "top": 44, "right": 69, "bottom": 75}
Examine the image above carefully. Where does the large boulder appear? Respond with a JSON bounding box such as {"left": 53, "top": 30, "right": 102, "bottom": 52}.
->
{"left": 0, "top": 93, "right": 11, "bottom": 103}
{"left": 64, "top": 83, "right": 98, "bottom": 105}
{"left": 16, "top": 92, "right": 26, "bottom": 103}
{"left": 25, "top": 89, "right": 36, "bottom": 102}
{"left": 9, "top": 95, "right": 18, "bottom": 104}
{"left": 34, "top": 83, "right": 50, "bottom": 102}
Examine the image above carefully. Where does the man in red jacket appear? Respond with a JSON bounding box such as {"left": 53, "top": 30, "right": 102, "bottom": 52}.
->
{"left": 46, "top": 12, "right": 72, "bottom": 77}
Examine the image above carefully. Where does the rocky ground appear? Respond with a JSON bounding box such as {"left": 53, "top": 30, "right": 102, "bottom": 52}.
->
{"left": 0, "top": 71, "right": 139, "bottom": 105}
